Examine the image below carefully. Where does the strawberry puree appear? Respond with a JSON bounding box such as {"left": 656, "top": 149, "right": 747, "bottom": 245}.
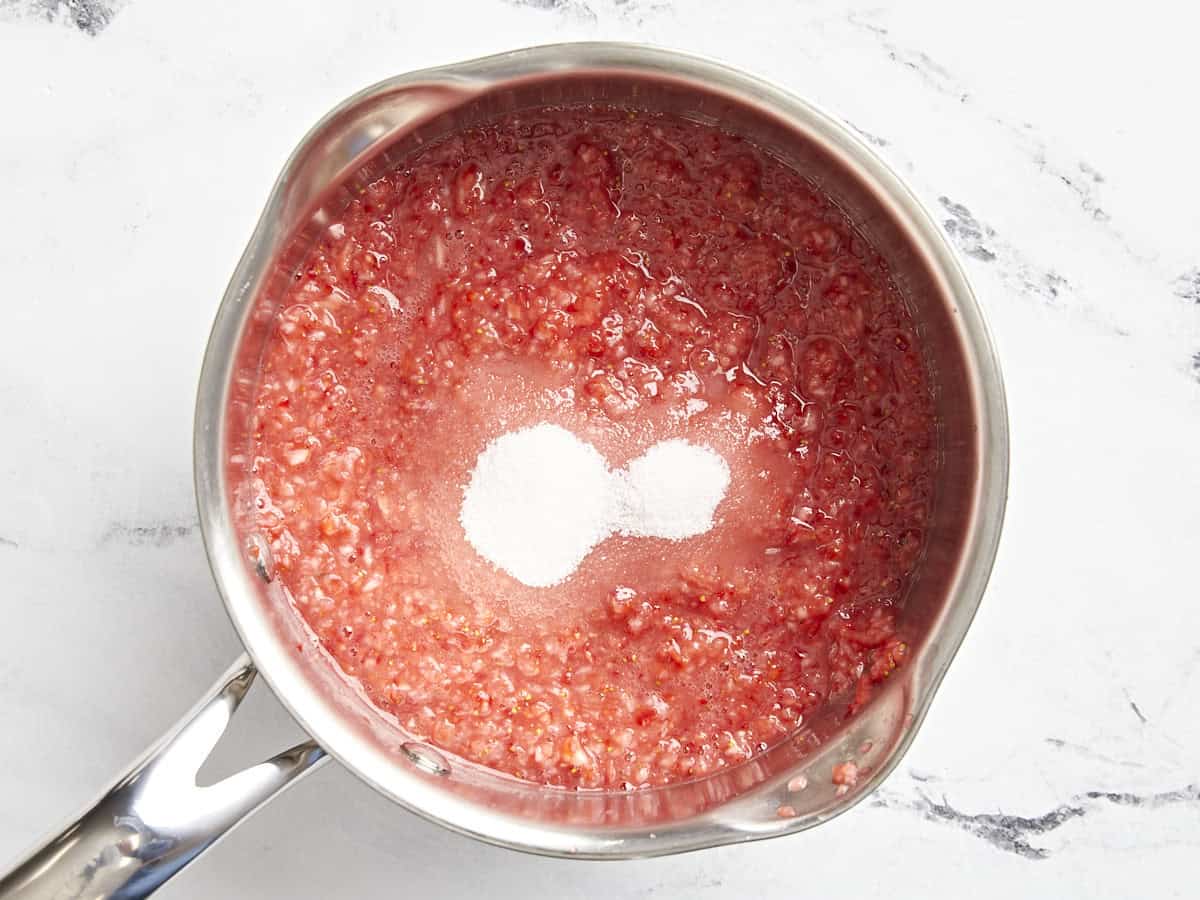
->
{"left": 237, "top": 106, "right": 937, "bottom": 789}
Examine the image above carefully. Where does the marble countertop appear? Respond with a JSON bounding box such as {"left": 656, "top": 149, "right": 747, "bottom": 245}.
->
{"left": 1, "top": 1, "right": 1197, "bottom": 896}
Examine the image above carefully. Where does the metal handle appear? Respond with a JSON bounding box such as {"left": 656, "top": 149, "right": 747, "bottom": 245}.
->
{"left": 0, "top": 654, "right": 327, "bottom": 899}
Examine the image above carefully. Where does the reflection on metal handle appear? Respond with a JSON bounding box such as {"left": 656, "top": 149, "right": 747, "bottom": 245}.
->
{"left": 0, "top": 654, "right": 327, "bottom": 899}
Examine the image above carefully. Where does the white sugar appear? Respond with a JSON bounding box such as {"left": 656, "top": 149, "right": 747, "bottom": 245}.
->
{"left": 617, "top": 439, "right": 731, "bottom": 540}
{"left": 460, "top": 424, "right": 730, "bottom": 588}
{"left": 459, "top": 424, "right": 615, "bottom": 588}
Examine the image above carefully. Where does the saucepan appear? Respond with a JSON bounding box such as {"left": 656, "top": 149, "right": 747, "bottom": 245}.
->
{"left": 0, "top": 42, "right": 1008, "bottom": 899}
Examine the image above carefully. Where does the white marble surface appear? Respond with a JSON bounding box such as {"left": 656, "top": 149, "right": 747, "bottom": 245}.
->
{"left": 1, "top": 0, "right": 1198, "bottom": 896}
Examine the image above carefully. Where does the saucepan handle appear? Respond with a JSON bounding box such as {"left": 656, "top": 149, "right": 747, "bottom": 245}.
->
{"left": 0, "top": 654, "right": 327, "bottom": 899}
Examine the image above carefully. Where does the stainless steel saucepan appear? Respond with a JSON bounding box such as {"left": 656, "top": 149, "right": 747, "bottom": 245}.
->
{"left": 0, "top": 43, "right": 1008, "bottom": 899}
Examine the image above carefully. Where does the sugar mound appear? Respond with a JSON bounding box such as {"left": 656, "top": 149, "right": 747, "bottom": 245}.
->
{"left": 459, "top": 424, "right": 730, "bottom": 587}
{"left": 459, "top": 423, "right": 615, "bottom": 588}
{"left": 616, "top": 439, "right": 731, "bottom": 540}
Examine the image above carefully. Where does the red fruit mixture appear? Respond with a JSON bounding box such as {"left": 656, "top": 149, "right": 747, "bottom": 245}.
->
{"left": 237, "top": 106, "right": 937, "bottom": 789}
